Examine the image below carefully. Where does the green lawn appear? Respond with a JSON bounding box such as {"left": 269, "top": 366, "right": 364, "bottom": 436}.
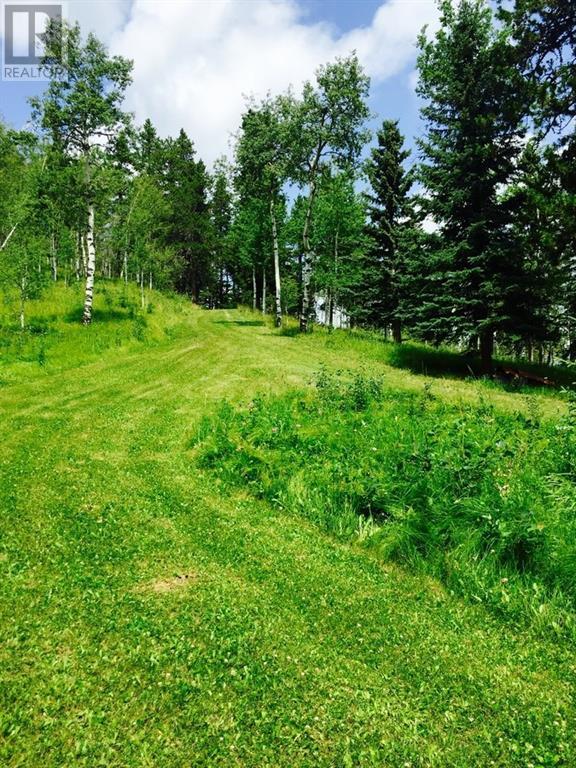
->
{"left": 1, "top": 284, "right": 574, "bottom": 767}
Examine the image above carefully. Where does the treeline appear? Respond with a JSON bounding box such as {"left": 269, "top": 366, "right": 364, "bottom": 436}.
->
{"left": 0, "top": 0, "right": 574, "bottom": 372}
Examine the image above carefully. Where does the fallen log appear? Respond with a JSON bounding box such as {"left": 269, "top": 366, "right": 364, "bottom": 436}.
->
{"left": 495, "top": 365, "right": 555, "bottom": 388}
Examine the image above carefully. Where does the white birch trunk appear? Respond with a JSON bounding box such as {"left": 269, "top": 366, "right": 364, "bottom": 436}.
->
{"left": 19, "top": 276, "right": 26, "bottom": 330}
{"left": 300, "top": 175, "right": 317, "bottom": 333}
{"left": 51, "top": 231, "right": 57, "bottom": 281}
{"left": 262, "top": 267, "right": 266, "bottom": 315}
{"left": 82, "top": 204, "right": 96, "bottom": 325}
{"left": 80, "top": 232, "right": 88, "bottom": 276}
{"left": 0, "top": 224, "right": 18, "bottom": 253}
{"left": 270, "top": 196, "right": 282, "bottom": 328}
{"left": 252, "top": 265, "right": 257, "bottom": 311}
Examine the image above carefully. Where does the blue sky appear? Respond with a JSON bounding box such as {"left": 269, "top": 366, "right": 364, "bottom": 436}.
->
{"left": 303, "top": 0, "right": 385, "bottom": 30}
{"left": 0, "top": 0, "right": 437, "bottom": 163}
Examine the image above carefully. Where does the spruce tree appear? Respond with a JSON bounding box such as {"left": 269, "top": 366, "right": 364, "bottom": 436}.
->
{"left": 364, "top": 119, "right": 412, "bottom": 341}
{"left": 411, "top": 0, "right": 526, "bottom": 373}
{"left": 163, "top": 130, "right": 212, "bottom": 302}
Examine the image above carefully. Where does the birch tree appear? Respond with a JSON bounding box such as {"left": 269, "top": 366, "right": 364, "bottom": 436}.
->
{"left": 0, "top": 128, "right": 48, "bottom": 327}
{"left": 31, "top": 20, "right": 132, "bottom": 324}
{"left": 283, "top": 55, "right": 370, "bottom": 332}
{"left": 236, "top": 99, "right": 287, "bottom": 327}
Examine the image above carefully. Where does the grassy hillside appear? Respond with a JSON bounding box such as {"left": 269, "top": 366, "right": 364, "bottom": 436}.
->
{"left": 1, "top": 283, "right": 575, "bottom": 767}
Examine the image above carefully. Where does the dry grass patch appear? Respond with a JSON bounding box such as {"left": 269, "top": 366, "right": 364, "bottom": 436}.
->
{"left": 137, "top": 572, "right": 198, "bottom": 594}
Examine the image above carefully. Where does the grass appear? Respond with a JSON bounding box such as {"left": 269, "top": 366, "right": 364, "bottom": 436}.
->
{"left": 194, "top": 370, "right": 576, "bottom": 634}
{"left": 1, "top": 282, "right": 575, "bottom": 767}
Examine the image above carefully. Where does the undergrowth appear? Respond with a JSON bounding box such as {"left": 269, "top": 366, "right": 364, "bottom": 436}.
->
{"left": 193, "top": 369, "right": 576, "bottom": 638}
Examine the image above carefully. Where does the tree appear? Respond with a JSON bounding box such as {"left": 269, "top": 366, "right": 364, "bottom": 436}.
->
{"left": 412, "top": 0, "right": 527, "bottom": 373}
{"left": 163, "top": 130, "right": 212, "bottom": 302}
{"left": 364, "top": 119, "right": 412, "bottom": 341}
{"left": 502, "top": 0, "right": 575, "bottom": 140}
{"left": 31, "top": 20, "right": 133, "bottom": 324}
{"left": 0, "top": 128, "right": 48, "bottom": 328}
{"left": 293, "top": 170, "right": 368, "bottom": 328}
{"left": 503, "top": 0, "right": 576, "bottom": 361}
{"left": 501, "top": 141, "right": 566, "bottom": 359}
{"left": 235, "top": 99, "right": 287, "bottom": 326}
{"left": 283, "top": 54, "right": 370, "bottom": 332}
{"left": 211, "top": 159, "right": 234, "bottom": 308}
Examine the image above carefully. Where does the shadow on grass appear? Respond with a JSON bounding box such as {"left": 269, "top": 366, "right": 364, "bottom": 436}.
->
{"left": 387, "top": 342, "right": 574, "bottom": 390}
{"left": 213, "top": 320, "right": 266, "bottom": 327}
{"left": 277, "top": 325, "right": 301, "bottom": 338}
{"left": 63, "top": 307, "right": 132, "bottom": 324}
{"left": 387, "top": 343, "right": 478, "bottom": 379}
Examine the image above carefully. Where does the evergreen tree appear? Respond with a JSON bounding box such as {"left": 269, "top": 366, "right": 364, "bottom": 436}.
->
{"left": 502, "top": 0, "right": 575, "bottom": 140}
{"left": 503, "top": 142, "right": 564, "bottom": 358}
{"left": 364, "top": 119, "right": 412, "bottom": 341}
{"left": 410, "top": 0, "right": 527, "bottom": 372}
{"left": 163, "top": 130, "right": 212, "bottom": 302}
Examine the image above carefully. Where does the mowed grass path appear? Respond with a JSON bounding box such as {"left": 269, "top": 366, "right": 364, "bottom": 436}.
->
{"left": 1, "top": 296, "right": 574, "bottom": 767}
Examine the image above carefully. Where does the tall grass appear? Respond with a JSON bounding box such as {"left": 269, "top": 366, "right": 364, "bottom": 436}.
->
{"left": 0, "top": 281, "right": 194, "bottom": 381}
{"left": 193, "top": 370, "right": 576, "bottom": 636}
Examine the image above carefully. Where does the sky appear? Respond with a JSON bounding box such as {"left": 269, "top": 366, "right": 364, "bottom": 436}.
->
{"left": 0, "top": 0, "right": 441, "bottom": 165}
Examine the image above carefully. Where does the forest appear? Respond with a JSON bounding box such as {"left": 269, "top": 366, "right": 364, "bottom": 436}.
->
{"left": 0, "top": 0, "right": 574, "bottom": 374}
{"left": 2, "top": 1, "right": 576, "bottom": 766}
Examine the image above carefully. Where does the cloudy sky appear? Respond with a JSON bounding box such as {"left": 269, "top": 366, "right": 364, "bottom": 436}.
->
{"left": 0, "top": 0, "right": 440, "bottom": 164}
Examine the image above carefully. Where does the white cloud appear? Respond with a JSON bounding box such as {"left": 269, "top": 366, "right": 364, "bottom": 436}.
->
{"left": 69, "top": 0, "right": 131, "bottom": 45}
{"left": 72, "top": 0, "right": 440, "bottom": 165}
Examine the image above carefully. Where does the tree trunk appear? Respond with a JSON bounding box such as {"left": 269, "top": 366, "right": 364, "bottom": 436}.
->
{"left": 330, "top": 226, "right": 340, "bottom": 329}
{"left": 300, "top": 173, "right": 318, "bottom": 333}
{"left": 149, "top": 272, "right": 153, "bottom": 291}
{"left": 82, "top": 204, "right": 96, "bottom": 325}
{"left": 480, "top": 328, "right": 494, "bottom": 375}
{"left": 261, "top": 266, "right": 266, "bottom": 315}
{"left": 0, "top": 224, "right": 17, "bottom": 253}
{"left": 141, "top": 269, "right": 145, "bottom": 309}
{"left": 252, "top": 265, "right": 257, "bottom": 311}
{"left": 50, "top": 231, "right": 57, "bottom": 281}
{"left": 270, "top": 196, "right": 282, "bottom": 328}
{"left": 392, "top": 318, "right": 402, "bottom": 344}
{"left": 328, "top": 290, "right": 334, "bottom": 328}
{"left": 80, "top": 232, "right": 88, "bottom": 277}
{"left": 19, "top": 276, "right": 26, "bottom": 330}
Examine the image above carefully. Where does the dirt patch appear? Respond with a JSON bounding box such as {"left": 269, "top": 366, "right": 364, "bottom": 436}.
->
{"left": 137, "top": 572, "right": 197, "bottom": 594}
